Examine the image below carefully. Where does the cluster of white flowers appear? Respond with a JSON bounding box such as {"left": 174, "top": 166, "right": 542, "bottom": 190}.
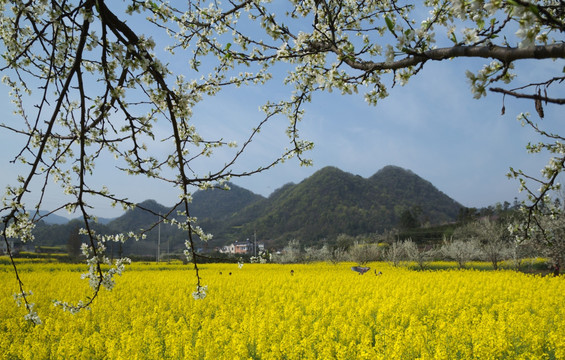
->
{"left": 1, "top": 212, "right": 35, "bottom": 243}
{"left": 250, "top": 255, "right": 267, "bottom": 264}
{"left": 52, "top": 247, "right": 132, "bottom": 313}
{"left": 192, "top": 285, "right": 208, "bottom": 300}
{"left": 23, "top": 302, "right": 42, "bottom": 325}
{"left": 12, "top": 290, "right": 32, "bottom": 307}
{"left": 184, "top": 239, "right": 194, "bottom": 262}
{"left": 13, "top": 291, "right": 42, "bottom": 325}
{"left": 466, "top": 60, "right": 517, "bottom": 98}
{"left": 52, "top": 299, "right": 89, "bottom": 315}
{"left": 250, "top": 250, "right": 271, "bottom": 264}
{"left": 80, "top": 239, "right": 131, "bottom": 291}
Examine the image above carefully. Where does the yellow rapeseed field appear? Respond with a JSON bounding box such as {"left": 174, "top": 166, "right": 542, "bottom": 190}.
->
{"left": 1, "top": 261, "right": 564, "bottom": 359}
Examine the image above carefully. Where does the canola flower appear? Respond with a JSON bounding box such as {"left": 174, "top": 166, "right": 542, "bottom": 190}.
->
{"left": 1, "top": 261, "right": 564, "bottom": 359}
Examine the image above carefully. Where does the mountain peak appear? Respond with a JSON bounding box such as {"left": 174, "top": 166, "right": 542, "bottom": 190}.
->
{"left": 228, "top": 165, "right": 462, "bottom": 245}
{"left": 315, "top": 166, "right": 344, "bottom": 174}
{"left": 373, "top": 165, "right": 414, "bottom": 177}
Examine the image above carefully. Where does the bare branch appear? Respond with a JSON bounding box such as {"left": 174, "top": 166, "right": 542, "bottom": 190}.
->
{"left": 490, "top": 87, "right": 565, "bottom": 105}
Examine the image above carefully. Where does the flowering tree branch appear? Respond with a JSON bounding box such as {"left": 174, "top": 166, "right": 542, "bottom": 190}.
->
{"left": 310, "top": 42, "right": 565, "bottom": 71}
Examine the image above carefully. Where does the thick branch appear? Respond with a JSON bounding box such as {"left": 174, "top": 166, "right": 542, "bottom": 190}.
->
{"left": 311, "top": 42, "right": 565, "bottom": 72}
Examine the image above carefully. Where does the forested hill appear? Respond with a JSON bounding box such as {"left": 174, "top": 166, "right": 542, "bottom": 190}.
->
{"left": 222, "top": 166, "right": 462, "bottom": 246}
{"left": 32, "top": 165, "right": 463, "bottom": 251}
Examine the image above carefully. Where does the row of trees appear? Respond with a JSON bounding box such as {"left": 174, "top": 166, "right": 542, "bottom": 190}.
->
{"left": 273, "top": 216, "right": 565, "bottom": 275}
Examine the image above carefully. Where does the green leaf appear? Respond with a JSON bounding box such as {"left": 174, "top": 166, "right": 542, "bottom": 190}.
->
{"left": 223, "top": 43, "right": 233, "bottom": 61}
{"left": 385, "top": 16, "right": 395, "bottom": 35}
{"left": 529, "top": 4, "right": 540, "bottom": 15}
{"left": 148, "top": 1, "right": 159, "bottom": 11}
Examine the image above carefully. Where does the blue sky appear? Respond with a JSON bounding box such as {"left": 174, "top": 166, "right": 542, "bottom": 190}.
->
{"left": 1, "top": 7, "right": 564, "bottom": 219}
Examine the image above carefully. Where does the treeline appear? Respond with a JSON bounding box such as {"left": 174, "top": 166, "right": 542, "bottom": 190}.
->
{"left": 270, "top": 221, "right": 550, "bottom": 274}
{"left": 270, "top": 201, "right": 564, "bottom": 276}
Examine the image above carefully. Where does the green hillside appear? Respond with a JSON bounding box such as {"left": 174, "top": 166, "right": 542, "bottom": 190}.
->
{"left": 225, "top": 166, "right": 462, "bottom": 246}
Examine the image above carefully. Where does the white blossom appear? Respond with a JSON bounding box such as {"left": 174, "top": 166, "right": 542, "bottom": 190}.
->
{"left": 192, "top": 285, "right": 208, "bottom": 300}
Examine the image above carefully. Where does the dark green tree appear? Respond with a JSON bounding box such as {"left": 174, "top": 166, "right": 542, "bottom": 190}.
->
{"left": 399, "top": 209, "right": 419, "bottom": 230}
{"left": 67, "top": 227, "right": 82, "bottom": 261}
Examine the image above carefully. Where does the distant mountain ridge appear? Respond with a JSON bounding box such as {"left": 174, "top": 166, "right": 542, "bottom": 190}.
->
{"left": 36, "top": 211, "right": 70, "bottom": 225}
{"left": 221, "top": 165, "right": 461, "bottom": 245}
{"left": 32, "top": 165, "right": 463, "bottom": 251}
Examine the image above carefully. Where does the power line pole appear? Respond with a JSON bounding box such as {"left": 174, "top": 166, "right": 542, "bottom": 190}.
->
{"left": 157, "top": 213, "right": 161, "bottom": 263}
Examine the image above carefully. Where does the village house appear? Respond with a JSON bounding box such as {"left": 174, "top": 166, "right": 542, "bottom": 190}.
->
{"left": 219, "top": 240, "right": 265, "bottom": 255}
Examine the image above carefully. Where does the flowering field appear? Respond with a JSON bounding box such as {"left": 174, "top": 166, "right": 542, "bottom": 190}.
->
{"left": 1, "top": 261, "right": 564, "bottom": 359}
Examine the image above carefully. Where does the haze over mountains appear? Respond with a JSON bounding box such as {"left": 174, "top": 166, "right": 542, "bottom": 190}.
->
{"left": 34, "top": 165, "right": 463, "bottom": 252}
